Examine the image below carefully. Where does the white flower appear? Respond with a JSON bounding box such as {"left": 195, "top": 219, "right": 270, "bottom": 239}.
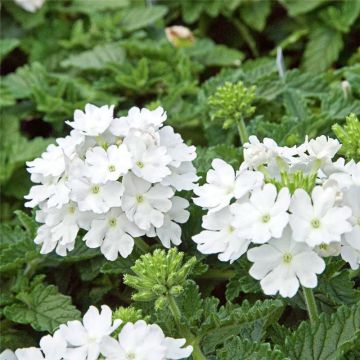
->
{"left": 243, "top": 136, "right": 279, "bottom": 169}
{"left": 342, "top": 185, "right": 360, "bottom": 246}
{"left": 66, "top": 104, "right": 114, "bottom": 136}
{"left": 122, "top": 173, "right": 174, "bottom": 230}
{"left": 56, "top": 130, "right": 85, "bottom": 159}
{"left": 100, "top": 320, "right": 192, "bottom": 360}
{"left": 247, "top": 227, "right": 325, "bottom": 297}
{"left": 156, "top": 197, "right": 189, "bottom": 248}
{"left": 70, "top": 178, "right": 123, "bottom": 214}
{"left": 161, "top": 162, "right": 199, "bottom": 191}
{"left": 59, "top": 305, "right": 121, "bottom": 360}
{"left": 14, "top": 0, "right": 45, "bottom": 12}
{"left": 0, "top": 350, "right": 17, "bottom": 360}
{"left": 26, "top": 144, "right": 65, "bottom": 178}
{"left": 159, "top": 126, "right": 196, "bottom": 167}
{"left": 193, "top": 206, "right": 250, "bottom": 263}
{"left": 125, "top": 136, "right": 171, "bottom": 183}
{"left": 84, "top": 208, "right": 144, "bottom": 260}
{"left": 110, "top": 107, "right": 166, "bottom": 138}
{"left": 341, "top": 239, "right": 360, "bottom": 270}
{"left": 232, "top": 184, "right": 290, "bottom": 244}
{"left": 305, "top": 135, "right": 341, "bottom": 163}
{"left": 15, "top": 332, "right": 66, "bottom": 360}
{"left": 85, "top": 145, "right": 132, "bottom": 184}
{"left": 193, "top": 159, "right": 263, "bottom": 213}
{"left": 314, "top": 242, "right": 341, "bottom": 257}
{"left": 289, "top": 186, "right": 352, "bottom": 247}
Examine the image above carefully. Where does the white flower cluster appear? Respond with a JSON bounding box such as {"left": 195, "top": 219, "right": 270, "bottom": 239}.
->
{"left": 193, "top": 135, "right": 360, "bottom": 297}
{"left": 25, "top": 104, "right": 197, "bottom": 260}
{"left": 13, "top": 0, "right": 45, "bottom": 12}
{"left": 2, "top": 305, "right": 192, "bottom": 360}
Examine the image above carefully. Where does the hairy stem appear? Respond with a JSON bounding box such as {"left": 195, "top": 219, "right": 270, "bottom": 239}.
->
{"left": 167, "top": 294, "right": 206, "bottom": 360}
{"left": 134, "top": 237, "right": 150, "bottom": 254}
{"left": 237, "top": 117, "right": 249, "bottom": 145}
{"left": 303, "top": 287, "right": 318, "bottom": 323}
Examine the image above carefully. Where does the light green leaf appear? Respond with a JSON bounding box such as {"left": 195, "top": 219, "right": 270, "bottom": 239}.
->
{"left": 4, "top": 283, "right": 80, "bottom": 332}
{"left": 61, "top": 43, "right": 126, "bottom": 70}
{"left": 240, "top": 0, "right": 271, "bottom": 32}
{"left": 282, "top": 302, "right": 360, "bottom": 360}
{"left": 280, "top": 0, "right": 328, "bottom": 17}
{"left": 303, "top": 26, "right": 343, "bottom": 72}
{"left": 0, "top": 39, "right": 20, "bottom": 62}
{"left": 119, "top": 6, "right": 168, "bottom": 32}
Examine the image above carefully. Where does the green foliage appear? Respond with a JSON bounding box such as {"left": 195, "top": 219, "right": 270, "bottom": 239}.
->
{"left": 281, "top": 302, "right": 360, "bottom": 359}
{"left": 332, "top": 113, "right": 360, "bottom": 161}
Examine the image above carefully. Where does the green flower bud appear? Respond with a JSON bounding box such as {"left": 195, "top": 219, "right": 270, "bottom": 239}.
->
{"left": 170, "top": 285, "right": 184, "bottom": 297}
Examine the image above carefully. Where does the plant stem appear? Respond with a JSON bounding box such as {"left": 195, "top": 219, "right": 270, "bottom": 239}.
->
{"left": 167, "top": 294, "right": 206, "bottom": 360}
{"left": 303, "top": 287, "right": 318, "bottom": 323}
{"left": 134, "top": 237, "right": 150, "bottom": 254}
{"left": 237, "top": 117, "right": 249, "bottom": 145}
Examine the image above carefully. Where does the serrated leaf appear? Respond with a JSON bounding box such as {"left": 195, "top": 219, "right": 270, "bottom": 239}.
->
{"left": 217, "top": 337, "right": 287, "bottom": 360}
{"left": 282, "top": 302, "right": 360, "bottom": 360}
{"left": 119, "top": 6, "right": 168, "bottom": 32}
{"left": 240, "top": 0, "right": 271, "bottom": 32}
{"left": 14, "top": 210, "right": 37, "bottom": 240}
{"left": 303, "top": 26, "right": 343, "bottom": 72}
{"left": 61, "top": 43, "right": 126, "bottom": 70}
{"left": 3, "top": 283, "right": 80, "bottom": 333}
{"left": 200, "top": 299, "right": 284, "bottom": 354}
{"left": 280, "top": 0, "right": 327, "bottom": 16}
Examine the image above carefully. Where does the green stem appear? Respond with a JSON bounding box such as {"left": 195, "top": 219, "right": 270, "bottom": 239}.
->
{"left": 237, "top": 117, "right": 249, "bottom": 145}
{"left": 167, "top": 294, "right": 206, "bottom": 360}
{"left": 134, "top": 237, "right": 150, "bottom": 254}
{"left": 303, "top": 287, "right": 318, "bottom": 323}
{"left": 231, "top": 18, "right": 259, "bottom": 57}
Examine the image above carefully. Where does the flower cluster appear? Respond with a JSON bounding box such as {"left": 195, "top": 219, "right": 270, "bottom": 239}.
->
{"left": 193, "top": 135, "right": 359, "bottom": 297}
{"left": 14, "top": 0, "right": 45, "bottom": 13}
{"left": 25, "top": 104, "right": 197, "bottom": 260}
{"left": 5, "top": 305, "right": 192, "bottom": 360}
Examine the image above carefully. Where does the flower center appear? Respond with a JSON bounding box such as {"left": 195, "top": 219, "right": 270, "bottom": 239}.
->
{"left": 136, "top": 194, "right": 144, "bottom": 203}
{"left": 311, "top": 218, "right": 321, "bottom": 229}
{"left": 91, "top": 185, "right": 100, "bottom": 194}
{"left": 262, "top": 214, "right": 270, "bottom": 223}
{"left": 136, "top": 160, "right": 144, "bottom": 169}
{"left": 68, "top": 205, "right": 76, "bottom": 214}
{"left": 357, "top": 217, "right": 360, "bottom": 226}
{"left": 108, "top": 164, "right": 116, "bottom": 172}
{"left": 319, "top": 243, "right": 328, "bottom": 250}
{"left": 282, "top": 252, "right": 293, "bottom": 264}
{"left": 126, "top": 353, "right": 136, "bottom": 360}
{"left": 227, "top": 225, "right": 235, "bottom": 233}
{"left": 108, "top": 218, "right": 117, "bottom": 227}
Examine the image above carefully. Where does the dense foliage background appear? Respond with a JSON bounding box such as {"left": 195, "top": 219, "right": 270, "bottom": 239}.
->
{"left": 1, "top": 0, "right": 360, "bottom": 358}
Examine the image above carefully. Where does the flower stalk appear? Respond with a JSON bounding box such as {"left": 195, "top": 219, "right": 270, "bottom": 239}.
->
{"left": 303, "top": 286, "right": 318, "bottom": 324}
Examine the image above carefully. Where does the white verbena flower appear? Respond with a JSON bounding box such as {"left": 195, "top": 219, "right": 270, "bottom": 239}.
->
{"left": 66, "top": 104, "right": 114, "bottom": 137}
{"left": 341, "top": 239, "right": 360, "bottom": 270}
{"left": 161, "top": 161, "right": 199, "bottom": 191}
{"left": 243, "top": 136, "right": 279, "bottom": 169}
{"left": 13, "top": 0, "right": 45, "bottom": 12}
{"left": 0, "top": 350, "right": 17, "bottom": 360}
{"left": 85, "top": 144, "right": 132, "bottom": 184}
{"left": 247, "top": 227, "right": 325, "bottom": 297}
{"left": 289, "top": 186, "right": 352, "bottom": 247}
{"left": 15, "top": 332, "right": 66, "bottom": 360}
{"left": 231, "top": 184, "right": 290, "bottom": 244}
{"left": 122, "top": 173, "right": 173, "bottom": 230}
{"left": 84, "top": 208, "right": 144, "bottom": 260}
{"left": 193, "top": 158, "right": 263, "bottom": 213}
{"left": 192, "top": 206, "right": 250, "bottom": 263}
{"left": 100, "top": 320, "right": 192, "bottom": 360}
{"left": 305, "top": 135, "right": 341, "bottom": 164}
{"left": 59, "top": 305, "right": 121, "bottom": 360}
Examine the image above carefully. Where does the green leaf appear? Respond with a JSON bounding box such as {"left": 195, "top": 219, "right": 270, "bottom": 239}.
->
{"left": 280, "top": 0, "right": 328, "bottom": 16}
{"left": 200, "top": 299, "right": 284, "bottom": 354}
{"left": 61, "top": 43, "right": 126, "bottom": 70}
{"left": 217, "top": 337, "right": 287, "bottom": 360}
{"left": 240, "top": 0, "right": 271, "bottom": 32}
{"left": 303, "top": 26, "right": 343, "bottom": 72}
{"left": 67, "top": 0, "right": 129, "bottom": 13}
{"left": 3, "top": 283, "right": 80, "bottom": 333}
{"left": 119, "top": 6, "right": 168, "bottom": 32}
{"left": 0, "top": 38, "right": 20, "bottom": 62}
{"left": 282, "top": 302, "right": 360, "bottom": 360}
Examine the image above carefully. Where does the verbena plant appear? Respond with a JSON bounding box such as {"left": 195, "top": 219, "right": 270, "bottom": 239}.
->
{"left": 1, "top": 1, "right": 359, "bottom": 359}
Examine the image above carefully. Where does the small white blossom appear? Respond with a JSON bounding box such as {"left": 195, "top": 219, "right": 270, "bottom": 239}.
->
{"left": 305, "top": 135, "right": 341, "bottom": 164}
{"left": 161, "top": 161, "right": 199, "bottom": 191}
{"left": 15, "top": 332, "right": 66, "bottom": 360}
{"left": 247, "top": 227, "right": 325, "bottom": 297}
{"left": 314, "top": 242, "right": 341, "bottom": 257}
{"left": 232, "top": 184, "right": 290, "bottom": 244}
{"left": 243, "top": 136, "right": 279, "bottom": 169}
{"left": 59, "top": 305, "right": 121, "bottom": 360}
{"left": 84, "top": 208, "right": 144, "bottom": 260}
{"left": 14, "top": 0, "right": 45, "bottom": 12}
{"left": 289, "top": 186, "right": 352, "bottom": 247}
{"left": 85, "top": 145, "right": 132, "bottom": 184}
{"left": 341, "top": 239, "right": 360, "bottom": 270}
{"left": 100, "top": 320, "right": 192, "bottom": 360}
{"left": 66, "top": 104, "right": 114, "bottom": 137}
{"left": 193, "top": 206, "right": 250, "bottom": 263}
{"left": 0, "top": 350, "right": 17, "bottom": 360}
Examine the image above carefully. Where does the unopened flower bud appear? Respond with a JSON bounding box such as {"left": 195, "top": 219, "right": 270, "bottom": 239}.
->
{"left": 165, "top": 26, "right": 194, "bottom": 48}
